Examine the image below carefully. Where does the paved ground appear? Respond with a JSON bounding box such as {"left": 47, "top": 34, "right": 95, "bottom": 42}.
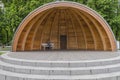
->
{"left": 6, "top": 51, "right": 120, "bottom": 61}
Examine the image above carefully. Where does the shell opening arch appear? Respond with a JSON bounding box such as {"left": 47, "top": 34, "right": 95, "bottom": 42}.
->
{"left": 12, "top": 1, "right": 117, "bottom": 51}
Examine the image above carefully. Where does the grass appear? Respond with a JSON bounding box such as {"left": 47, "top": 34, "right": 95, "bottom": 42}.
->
{"left": 0, "top": 46, "right": 11, "bottom": 55}
{"left": 0, "top": 46, "right": 11, "bottom": 51}
{"left": 0, "top": 52, "right": 5, "bottom": 55}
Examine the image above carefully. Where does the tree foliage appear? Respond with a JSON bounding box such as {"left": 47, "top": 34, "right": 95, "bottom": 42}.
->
{"left": 0, "top": 0, "right": 120, "bottom": 46}
{"left": 87, "top": 0, "right": 120, "bottom": 39}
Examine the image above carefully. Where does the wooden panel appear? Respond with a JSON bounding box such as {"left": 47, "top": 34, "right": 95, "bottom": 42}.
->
{"left": 32, "top": 9, "right": 55, "bottom": 50}
{"left": 79, "top": 10, "right": 104, "bottom": 50}
{"left": 14, "top": 5, "right": 116, "bottom": 51}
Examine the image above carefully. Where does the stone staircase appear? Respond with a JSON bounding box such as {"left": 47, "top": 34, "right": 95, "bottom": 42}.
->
{"left": 1, "top": 53, "right": 120, "bottom": 80}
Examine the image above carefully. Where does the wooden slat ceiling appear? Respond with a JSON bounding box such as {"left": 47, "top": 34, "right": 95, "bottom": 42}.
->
{"left": 12, "top": 2, "right": 117, "bottom": 51}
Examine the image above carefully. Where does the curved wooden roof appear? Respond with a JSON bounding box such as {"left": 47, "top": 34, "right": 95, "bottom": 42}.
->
{"left": 12, "top": 1, "right": 117, "bottom": 51}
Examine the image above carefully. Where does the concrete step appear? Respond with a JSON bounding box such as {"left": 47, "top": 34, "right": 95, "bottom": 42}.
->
{"left": 0, "top": 68, "right": 120, "bottom": 80}
{"left": 1, "top": 53, "right": 120, "bottom": 67}
{"left": 1, "top": 59, "right": 120, "bottom": 75}
{"left": 1, "top": 52, "right": 120, "bottom": 80}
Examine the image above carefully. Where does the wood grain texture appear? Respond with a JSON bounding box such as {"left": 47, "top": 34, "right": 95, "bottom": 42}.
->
{"left": 12, "top": 2, "right": 117, "bottom": 51}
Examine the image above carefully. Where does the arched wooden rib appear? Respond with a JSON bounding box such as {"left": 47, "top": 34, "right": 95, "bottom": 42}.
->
{"left": 16, "top": 22, "right": 31, "bottom": 51}
{"left": 63, "top": 9, "right": 69, "bottom": 49}
{"left": 84, "top": 10, "right": 111, "bottom": 50}
{"left": 50, "top": 9, "right": 59, "bottom": 49}
{"left": 57, "top": 9, "right": 60, "bottom": 49}
{"left": 23, "top": 12, "right": 46, "bottom": 51}
{"left": 41, "top": 9, "right": 57, "bottom": 49}
{"left": 56, "top": 9, "right": 61, "bottom": 49}
{"left": 73, "top": 9, "right": 95, "bottom": 50}
{"left": 72, "top": 13, "right": 88, "bottom": 50}
{"left": 95, "top": 20, "right": 112, "bottom": 50}
{"left": 97, "top": 23, "right": 111, "bottom": 50}
{"left": 34, "top": 9, "right": 56, "bottom": 50}
{"left": 88, "top": 10, "right": 113, "bottom": 50}
{"left": 32, "top": 9, "right": 55, "bottom": 50}
{"left": 68, "top": 8, "right": 86, "bottom": 50}
{"left": 17, "top": 18, "right": 36, "bottom": 51}
{"left": 78, "top": 10, "right": 103, "bottom": 50}
{"left": 82, "top": 11, "right": 104, "bottom": 50}
{"left": 82, "top": 9, "right": 112, "bottom": 50}
{"left": 40, "top": 9, "right": 57, "bottom": 50}
{"left": 49, "top": 9, "right": 58, "bottom": 43}
{"left": 80, "top": 13, "right": 95, "bottom": 50}
{"left": 24, "top": 9, "right": 52, "bottom": 51}
{"left": 16, "top": 9, "right": 52, "bottom": 51}
{"left": 81, "top": 12, "right": 103, "bottom": 50}
{"left": 66, "top": 9, "right": 78, "bottom": 49}
{"left": 23, "top": 17, "right": 39, "bottom": 50}
{"left": 64, "top": 9, "right": 75, "bottom": 49}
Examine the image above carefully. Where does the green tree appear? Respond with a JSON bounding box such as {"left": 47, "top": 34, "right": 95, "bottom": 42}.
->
{"left": 111, "top": 15, "right": 120, "bottom": 40}
{"left": 0, "top": 0, "right": 120, "bottom": 45}
{"left": 87, "top": 0, "right": 120, "bottom": 39}
{"left": 0, "top": 0, "right": 54, "bottom": 45}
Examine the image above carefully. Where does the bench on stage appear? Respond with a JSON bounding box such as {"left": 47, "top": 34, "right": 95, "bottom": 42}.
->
{"left": 41, "top": 43, "right": 54, "bottom": 50}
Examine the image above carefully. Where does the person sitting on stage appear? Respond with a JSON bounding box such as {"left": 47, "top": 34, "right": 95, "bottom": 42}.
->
{"left": 47, "top": 41, "right": 52, "bottom": 50}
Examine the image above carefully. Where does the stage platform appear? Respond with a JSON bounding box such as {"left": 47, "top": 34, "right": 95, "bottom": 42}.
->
{"left": 7, "top": 51, "right": 120, "bottom": 61}
{"left": 1, "top": 51, "right": 120, "bottom": 80}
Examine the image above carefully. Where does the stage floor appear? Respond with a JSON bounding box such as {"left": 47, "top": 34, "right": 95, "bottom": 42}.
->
{"left": 6, "top": 51, "right": 120, "bottom": 61}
